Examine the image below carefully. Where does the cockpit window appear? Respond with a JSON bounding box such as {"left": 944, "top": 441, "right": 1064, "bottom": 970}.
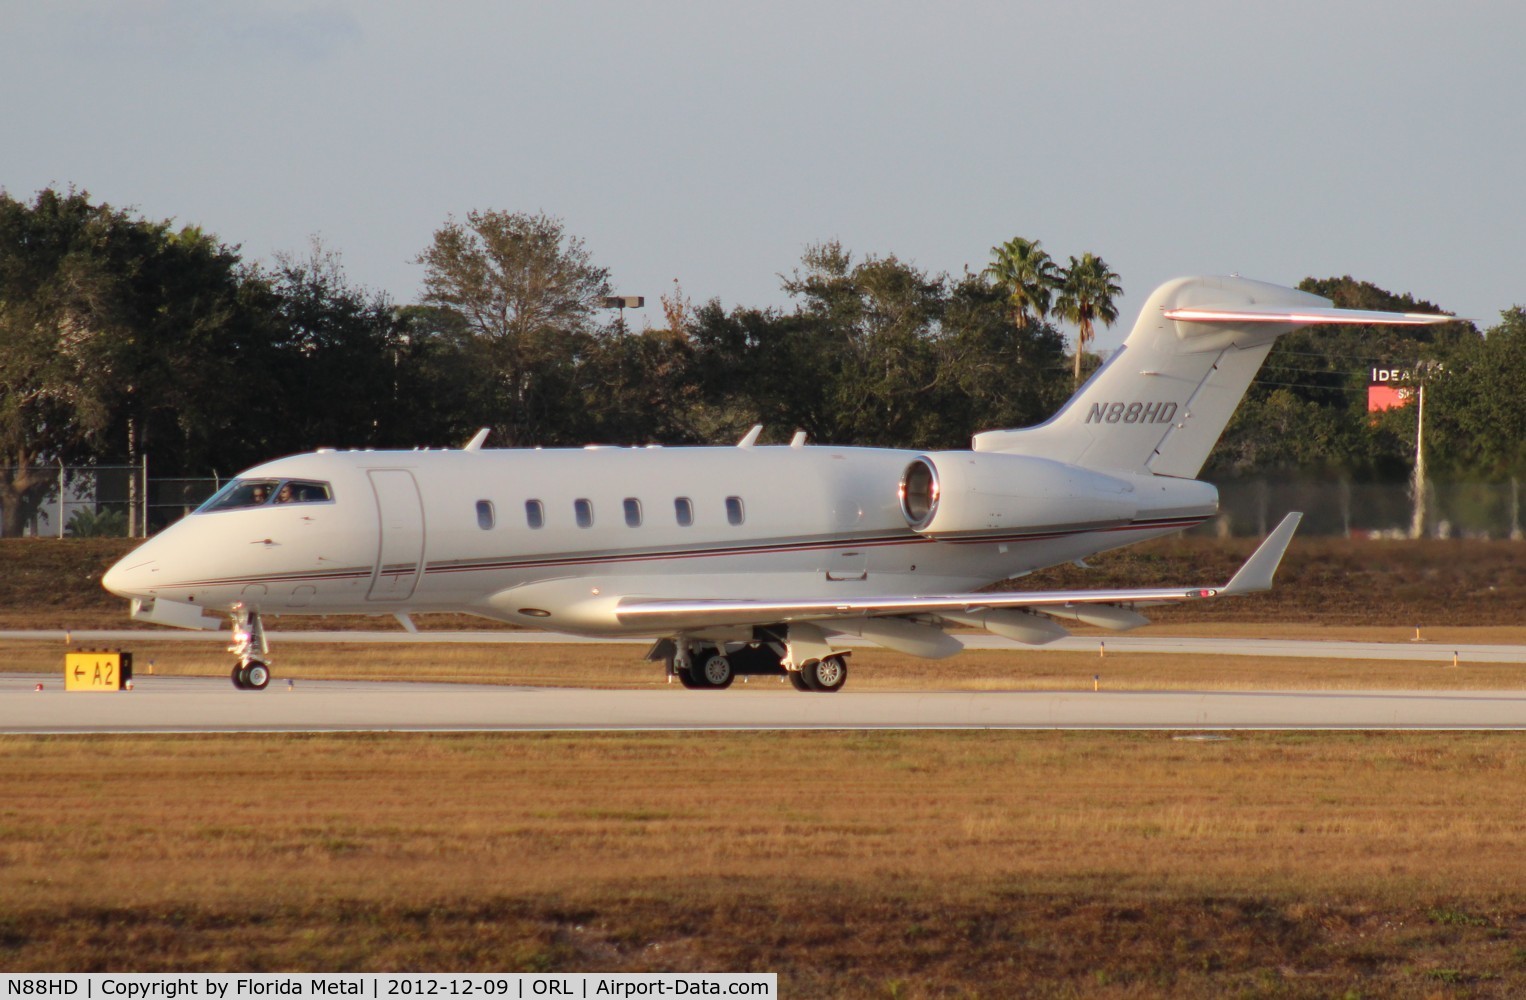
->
{"left": 276, "top": 480, "right": 332, "bottom": 504}
{"left": 197, "top": 478, "right": 332, "bottom": 512}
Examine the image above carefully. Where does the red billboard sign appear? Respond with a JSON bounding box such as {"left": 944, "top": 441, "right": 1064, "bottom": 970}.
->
{"left": 1368, "top": 368, "right": 1414, "bottom": 412}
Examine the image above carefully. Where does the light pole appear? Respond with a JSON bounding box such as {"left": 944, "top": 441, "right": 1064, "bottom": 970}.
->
{"left": 1408, "top": 360, "right": 1441, "bottom": 540}
{"left": 602, "top": 295, "right": 645, "bottom": 331}
{"left": 1410, "top": 380, "right": 1426, "bottom": 539}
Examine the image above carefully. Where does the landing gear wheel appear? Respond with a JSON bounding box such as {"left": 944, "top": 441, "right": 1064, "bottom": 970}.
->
{"left": 799, "top": 655, "right": 847, "bottom": 692}
{"left": 788, "top": 671, "right": 812, "bottom": 692}
{"left": 796, "top": 661, "right": 822, "bottom": 691}
{"left": 227, "top": 604, "right": 271, "bottom": 692}
{"left": 699, "top": 654, "right": 734, "bottom": 689}
{"left": 677, "top": 668, "right": 704, "bottom": 689}
{"left": 813, "top": 654, "right": 848, "bottom": 692}
{"left": 231, "top": 661, "right": 271, "bottom": 691}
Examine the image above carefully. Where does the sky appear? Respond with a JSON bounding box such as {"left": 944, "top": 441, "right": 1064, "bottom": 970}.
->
{"left": 3, "top": 1, "right": 1523, "bottom": 350}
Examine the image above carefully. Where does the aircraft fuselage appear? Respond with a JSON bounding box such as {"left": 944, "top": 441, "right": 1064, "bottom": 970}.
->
{"left": 104, "top": 443, "right": 1217, "bottom": 635}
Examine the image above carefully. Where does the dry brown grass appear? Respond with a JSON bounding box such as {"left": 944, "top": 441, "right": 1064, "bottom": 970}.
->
{"left": 2, "top": 731, "right": 1525, "bottom": 994}
{"left": 7, "top": 536, "right": 1526, "bottom": 994}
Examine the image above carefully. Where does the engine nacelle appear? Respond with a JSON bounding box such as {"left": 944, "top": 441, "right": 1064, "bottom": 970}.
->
{"left": 898, "top": 452, "right": 1138, "bottom": 536}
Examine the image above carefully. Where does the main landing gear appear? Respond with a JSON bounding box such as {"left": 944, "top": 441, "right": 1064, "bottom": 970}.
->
{"left": 651, "top": 633, "right": 849, "bottom": 693}
{"left": 789, "top": 654, "right": 848, "bottom": 693}
{"left": 228, "top": 602, "right": 271, "bottom": 691}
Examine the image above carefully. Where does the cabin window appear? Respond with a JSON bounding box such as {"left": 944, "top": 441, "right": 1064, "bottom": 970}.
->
{"left": 475, "top": 500, "right": 495, "bottom": 530}
{"left": 675, "top": 497, "right": 694, "bottom": 527}
{"left": 525, "top": 499, "right": 545, "bottom": 529}
{"left": 575, "top": 498, "right": 594, "bottom": 528}
{"left": 726, "top": 496, "right": 745, "bottom": 526}
{"left": 623, "top": 498, "right": 642, "bottom": 527}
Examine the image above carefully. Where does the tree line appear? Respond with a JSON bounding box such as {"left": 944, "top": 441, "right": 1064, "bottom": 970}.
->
{"left": 0, "top": 186, "right": 1517, "bottom": 536}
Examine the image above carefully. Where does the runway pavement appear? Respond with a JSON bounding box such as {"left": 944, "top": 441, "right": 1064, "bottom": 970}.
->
{"left": 4, "top": 672, "right": 1524, "bottom": 733}
{"left": 7, "top": 629, "right": 1526, "bottom": 663}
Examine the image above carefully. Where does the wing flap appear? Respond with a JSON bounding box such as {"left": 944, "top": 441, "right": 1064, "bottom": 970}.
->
{"left": 616, "top": 585, "right": 1217, "bottom": 628}
{"left": 615, "top": 585, "right": 1215, "bottom": 630}
{"left": 616, "top": 512, "right": 1302, "bottom": 632}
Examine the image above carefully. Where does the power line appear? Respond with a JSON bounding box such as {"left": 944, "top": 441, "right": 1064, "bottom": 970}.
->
{"left": 1251, "top": 378, "right": 1369, "bottom": 394}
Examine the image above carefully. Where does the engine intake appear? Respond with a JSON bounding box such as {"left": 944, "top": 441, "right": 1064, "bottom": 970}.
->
{"left": 897, "top": 452, "right": 1139, "bottom": 536}
{"left": 898, "top": 458, "right": 940, "bottom": 531}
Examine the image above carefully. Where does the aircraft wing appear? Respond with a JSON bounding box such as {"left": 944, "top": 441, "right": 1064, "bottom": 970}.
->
{"left": 616, "top": 513, "right": 1302, "bottom": 633}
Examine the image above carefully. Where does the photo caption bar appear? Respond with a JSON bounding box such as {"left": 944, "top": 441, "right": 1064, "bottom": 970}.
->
{"left": 0, "top": 975, "right": 776, "bottom": 1000}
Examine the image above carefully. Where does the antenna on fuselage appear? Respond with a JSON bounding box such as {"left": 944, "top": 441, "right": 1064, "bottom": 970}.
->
{"left": 463, "top": 428, "right": 490, "bottom": 452}
{"left": 737, "top": 425, "right": 763, "bottom": 448}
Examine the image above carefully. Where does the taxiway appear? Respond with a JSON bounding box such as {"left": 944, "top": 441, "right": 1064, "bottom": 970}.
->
{"left": 4, "top": 673, "right": 1524, "bottom": 733}
{"left": 7, "top": 630, "right": 1526, "bottom": 663}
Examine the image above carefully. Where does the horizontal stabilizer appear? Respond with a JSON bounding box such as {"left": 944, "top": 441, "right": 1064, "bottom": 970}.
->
{"left": 1164, "top": 305, "right": 1458, "bottom": 326}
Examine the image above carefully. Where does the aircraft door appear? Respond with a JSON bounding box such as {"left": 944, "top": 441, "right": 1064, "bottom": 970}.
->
{"left": 367, "top": 469, "right": 425, "bottom": 601}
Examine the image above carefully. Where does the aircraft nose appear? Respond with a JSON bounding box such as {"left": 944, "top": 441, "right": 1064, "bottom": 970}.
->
{"left": 102, "top": 555, "right": 158, "bottom": 598}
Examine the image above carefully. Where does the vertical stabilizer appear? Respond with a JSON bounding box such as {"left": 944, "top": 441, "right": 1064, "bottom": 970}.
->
{"left": 972, "top": 276, "right": 1451, "bottom": 479}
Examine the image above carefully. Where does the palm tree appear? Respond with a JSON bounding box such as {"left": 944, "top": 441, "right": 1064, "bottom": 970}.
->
{"left": 982, "top": 237, "right": 1059, "bottom": 329}
{"left": 1054, "top": 253, "right": 1122, "bottom": 386}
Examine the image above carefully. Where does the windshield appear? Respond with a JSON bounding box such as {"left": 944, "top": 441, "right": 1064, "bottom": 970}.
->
{"left": 198, "top": 478, "right": 332, "bottom": 513}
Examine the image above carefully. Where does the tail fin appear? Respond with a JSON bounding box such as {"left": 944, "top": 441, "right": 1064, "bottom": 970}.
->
{"left": 973, "top": 275, "right": 1453, "bottom": 478}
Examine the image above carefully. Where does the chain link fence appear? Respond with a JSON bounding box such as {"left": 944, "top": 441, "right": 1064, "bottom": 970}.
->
{"left": 1, "top": 466, "right": 220, "bottom": 538}
{"left": 1200, "top": 479, "right": 1525, "bottom": 539}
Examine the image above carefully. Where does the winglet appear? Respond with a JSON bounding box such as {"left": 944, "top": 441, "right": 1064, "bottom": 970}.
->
{"left": 1219, "top": 512, "right": 1302, "bottom": 596}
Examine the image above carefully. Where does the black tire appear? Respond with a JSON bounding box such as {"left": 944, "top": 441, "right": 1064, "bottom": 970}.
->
{"left": 677, "top": 667, "right": 704, "bottom": 689}
{"left": 244, "top": 661, "right": 271, "bottom": 690}
{"left": 812, "top": 654, "right": 848, "bottom": 692}
{"left": 788, "top": 671, "right": 812, "bottom": 692}
{"left": 797, "top": 660, "right": 822, "bottom": 691}
{"left": 230, "top": 664, "right": 248, "bottom": 690}
{"left": 699, "top": 654, "right": 734, "bottom": 689}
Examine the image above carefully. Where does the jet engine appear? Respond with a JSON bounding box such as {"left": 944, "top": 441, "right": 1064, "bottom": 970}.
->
{"left": 898, "top": 452, "right": 1138, "bottom": 536}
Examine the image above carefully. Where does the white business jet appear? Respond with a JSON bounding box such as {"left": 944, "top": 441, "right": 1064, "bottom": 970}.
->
{"left": 102, "top": 276, "right": 1452, "bottom": 691}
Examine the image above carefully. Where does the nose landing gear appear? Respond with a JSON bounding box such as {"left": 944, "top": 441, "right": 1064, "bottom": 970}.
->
{"left": 228, "top": 603, "right": 272, "bottom": 691}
